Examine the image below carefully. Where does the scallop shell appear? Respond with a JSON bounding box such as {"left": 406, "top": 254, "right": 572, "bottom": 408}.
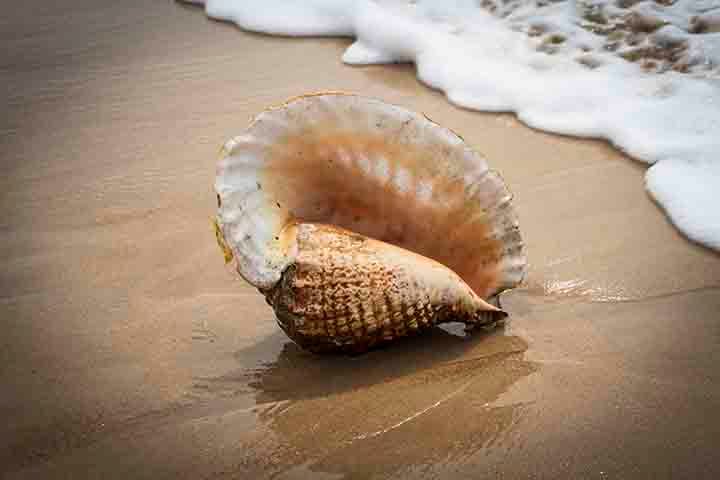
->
{"left": 215, "top": 93, "right": 526, "bottom": 353}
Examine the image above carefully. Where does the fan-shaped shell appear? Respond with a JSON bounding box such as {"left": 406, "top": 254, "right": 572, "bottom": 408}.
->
{"left": 215, "top": 93, "right": 526, "bottom": 301}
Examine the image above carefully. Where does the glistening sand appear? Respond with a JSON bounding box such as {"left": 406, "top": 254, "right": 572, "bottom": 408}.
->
{"left": 2, "top": 1, "right": 720, "bottom": 478}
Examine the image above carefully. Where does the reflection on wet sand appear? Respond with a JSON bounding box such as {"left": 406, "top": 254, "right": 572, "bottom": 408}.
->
{"left": 197, "top": 327, "right": 536, "bottom": 478}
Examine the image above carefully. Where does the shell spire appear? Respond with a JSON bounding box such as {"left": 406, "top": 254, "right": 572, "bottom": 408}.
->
{"left": 215, "top": 93, "right": 526, "bottom": 353}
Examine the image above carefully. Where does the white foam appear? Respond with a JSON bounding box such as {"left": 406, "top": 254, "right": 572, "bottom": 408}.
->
{"left": 189, "top": 0, "right": 720, "bottom": 250}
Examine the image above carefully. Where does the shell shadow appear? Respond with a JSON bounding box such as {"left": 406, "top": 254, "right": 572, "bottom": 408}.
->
{"left": 197, "top": 323, "right": 531, "bottom": 405}
{"left": 229, "top": 324, "right": 537, "bottom": 477}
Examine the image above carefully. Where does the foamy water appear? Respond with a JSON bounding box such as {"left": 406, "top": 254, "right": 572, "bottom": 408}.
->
{"left": 186, "top": 0, "right": 720, "bottom": 250}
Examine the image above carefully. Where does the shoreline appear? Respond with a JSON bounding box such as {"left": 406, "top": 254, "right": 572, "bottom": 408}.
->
{"left": 187, "top": 0, "right": 720, "bottom": 251}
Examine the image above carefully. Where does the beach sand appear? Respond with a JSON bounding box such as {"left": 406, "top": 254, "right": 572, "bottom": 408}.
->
{"left": 2, "top": 1, "right": 720, "bottom": 478}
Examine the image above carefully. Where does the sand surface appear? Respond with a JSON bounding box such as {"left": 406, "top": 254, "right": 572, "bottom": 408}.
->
{"left": 2, "top": 1, "right": 720, "bottom": 478}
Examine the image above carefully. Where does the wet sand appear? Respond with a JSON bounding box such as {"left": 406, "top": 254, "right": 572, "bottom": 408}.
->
{"left": 2, "top": 1, "right": 720, "bottom": 478}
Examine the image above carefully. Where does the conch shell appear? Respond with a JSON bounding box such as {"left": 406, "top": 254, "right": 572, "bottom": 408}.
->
{"left": 215, "top": 93, "right": 526, "bottom": 353}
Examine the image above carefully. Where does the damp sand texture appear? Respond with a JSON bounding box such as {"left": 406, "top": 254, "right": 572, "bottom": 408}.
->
{"left": 2, "top": 1, "right": 720, "bottom": 479}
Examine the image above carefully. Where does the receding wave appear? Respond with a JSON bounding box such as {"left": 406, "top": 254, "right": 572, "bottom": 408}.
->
{"left": 184, "top": 0, "right": 720, "bottom": 250}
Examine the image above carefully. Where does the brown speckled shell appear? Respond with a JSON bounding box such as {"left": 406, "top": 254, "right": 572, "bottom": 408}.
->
{"left": 265, "top": 224, "right": 506, "bottom": 353}
{"left": 215, "top": 93, "right": 525, "bottom": 353}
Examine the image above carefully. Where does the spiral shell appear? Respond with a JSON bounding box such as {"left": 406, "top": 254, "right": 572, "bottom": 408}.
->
{"left": 215, "top": 93, "right": 526, "bottom": 352}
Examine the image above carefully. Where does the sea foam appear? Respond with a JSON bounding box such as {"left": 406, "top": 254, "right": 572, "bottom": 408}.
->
{"left": 187, "top": 0, "right": 720, "bottom": 250}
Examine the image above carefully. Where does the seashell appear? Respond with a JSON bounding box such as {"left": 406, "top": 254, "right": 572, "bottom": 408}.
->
{"left": 215, "top": 93, "right": 526, "bottom": 353}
